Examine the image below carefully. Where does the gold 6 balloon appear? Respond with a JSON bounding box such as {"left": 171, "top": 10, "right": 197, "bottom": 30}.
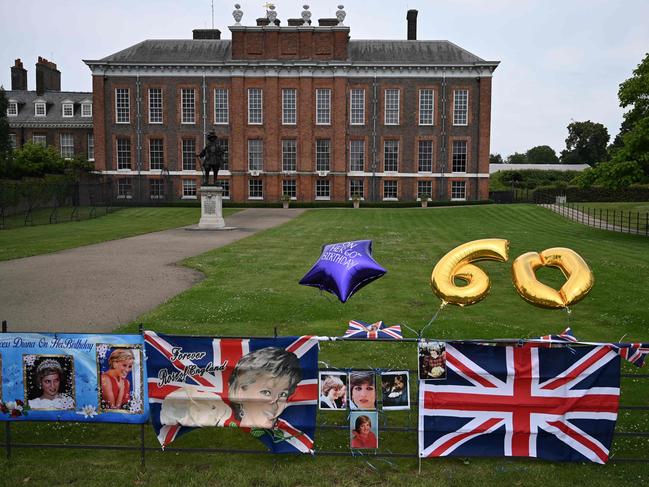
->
{"left": 430, "top": 239, "right": 594, "bottom": 309}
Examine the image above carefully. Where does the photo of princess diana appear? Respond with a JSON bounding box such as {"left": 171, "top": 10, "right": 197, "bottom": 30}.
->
{"left": 318, "top": 371, "right": 347, "bottom": 410}
{"left": 418, "top": 341, "right": 447, "bottom": 380}
{"left": 349, "top": 411, "right": 379, "bottom": 449}
{"left": 380, "top": 371, "right": 410, "bottom": 410}
{"left": 98, "top": 345, "right": 143, "bottom": 413}
{"left": 348, "top": 371, "right": 376, "bottom": 410}
{"left": 24, "top": 354, "right": 75, "bottom": 410}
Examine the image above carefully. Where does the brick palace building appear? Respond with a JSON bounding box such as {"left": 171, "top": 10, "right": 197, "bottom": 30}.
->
{"left": 6, "top": 58, "right": 94, "bottom": 161}
{"left": 84, "top": 6, "right": 499, "bottom": 203}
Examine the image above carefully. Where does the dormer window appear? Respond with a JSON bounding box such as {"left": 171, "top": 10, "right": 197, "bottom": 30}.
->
{"left": 35, "top": 101, "right": 46, "bottom": 116}
{"left": 81, "top": 102, "right": 92, "bottom": 117}
{"left": 7, "top": 101, "right": 18, "bottom": 116}
{"left": 62, "top": 101, "right": 74, "bottom": 118}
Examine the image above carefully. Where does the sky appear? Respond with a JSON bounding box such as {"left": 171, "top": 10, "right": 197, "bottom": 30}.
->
{"left": 1, "top": 0, "right": 648, "bottom": 157}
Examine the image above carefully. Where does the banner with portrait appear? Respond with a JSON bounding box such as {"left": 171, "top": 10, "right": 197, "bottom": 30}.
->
{"left": 144, "top": 332, "right": 319, "bottom": 453}
{"left": 0, "top": 333, "right": 147, "bottom": 423}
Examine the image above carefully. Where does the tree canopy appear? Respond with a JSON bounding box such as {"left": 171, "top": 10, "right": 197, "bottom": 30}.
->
{"left": 560, "top": 120, "right": 610, "bottom": 166}
{"left": 507, "top": 152, "right": 527, "bottom": 164}
{"left": 526, "top": 145, "right": 559, "bottom": 165}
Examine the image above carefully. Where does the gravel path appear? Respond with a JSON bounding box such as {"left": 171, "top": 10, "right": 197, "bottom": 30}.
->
{"left": 0, "top": 208, "right": 305, "bottom": 333}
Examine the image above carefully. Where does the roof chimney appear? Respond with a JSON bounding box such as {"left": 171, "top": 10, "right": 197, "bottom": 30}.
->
{"left": 407, "top": 10, "right": 418, "bottom": 40}
{"left": 11, "top": 59, "right": 27, "bottom": 91}
{"left": 35, "top": 56, "right": 61, "bottom": 95}
{"left": 193, "top": 29, "right": 221, "bottom": 39}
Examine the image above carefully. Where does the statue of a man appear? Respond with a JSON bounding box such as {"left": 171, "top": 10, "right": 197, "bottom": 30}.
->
{"left": 197, "top": 131, "right": 225, "bottom": 186}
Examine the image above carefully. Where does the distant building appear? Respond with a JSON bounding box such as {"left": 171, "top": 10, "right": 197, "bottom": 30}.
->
{"left": 489, "top": 164, "right": 590, "bottom": 173}
{"left": 5, "top": 58, "right": 94, "bottom": 161}
{"left": 84, "top": 6, "right": 499, "bottom": 203}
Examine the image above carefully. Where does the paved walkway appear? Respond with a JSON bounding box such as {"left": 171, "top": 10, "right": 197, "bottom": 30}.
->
{"left": 540, "top": 204, "right": 648, "bottom": 236}
{"left": 0, "top": 208, "right": 306, "bottom": 333}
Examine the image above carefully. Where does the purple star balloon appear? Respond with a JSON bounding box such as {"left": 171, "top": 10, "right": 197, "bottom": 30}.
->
{"left": 299, "top": 240, "right": 387, "bottom": 303}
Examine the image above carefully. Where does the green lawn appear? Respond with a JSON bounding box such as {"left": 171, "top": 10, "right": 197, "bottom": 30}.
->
{"left": 2, "top": 205, "right": 649, "bottom": 485}
{"left": 0, "top": 207, "right": 238, "bottom": 261}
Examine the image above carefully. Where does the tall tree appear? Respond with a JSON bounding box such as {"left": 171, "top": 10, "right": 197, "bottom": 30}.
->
{"left": 507, "top": 152, "right": 527, "bottom": 164}
{"left": 560, "top": 120, "right": 610, "bottom": 166}
{"left": 526, "top": 145, "right": 559, "bottom": 164}
{"left": 489, "top": 153, "right": 503, "bottom": 164}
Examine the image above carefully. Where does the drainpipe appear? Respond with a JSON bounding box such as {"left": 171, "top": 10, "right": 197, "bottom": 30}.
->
{"left": 136, "top": 74, "right": 142, "bottom": 199}
{"left": 440, "top": 71, "right": 447, "bottom": 200}
{"left": 370, "top": 71, "right": 378, "bottom": 201}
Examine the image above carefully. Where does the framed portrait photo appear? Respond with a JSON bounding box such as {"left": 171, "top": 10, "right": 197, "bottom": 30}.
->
{"left": 348, "top": 370, "right": 376, "bottom": 411}
{"left": 97, "top": 344, "right": 144, "bottom": 414}
{"left": 23, "top": 354, "right": 75, "bottom": 411}
{"left": 418, "top": 341, "right": 447, "bottom": 380}
{"left": 380, "top": 371, "right": 410, "bottom": 410}
{"left": 318, "top": 371, "right": 348, "bottom": 410}
{"left": 350, "top": 410, "right": 379, "bottom": 450}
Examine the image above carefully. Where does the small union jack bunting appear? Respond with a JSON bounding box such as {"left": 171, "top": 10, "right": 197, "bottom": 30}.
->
{"left": 343, "top": 320, "right": 403, "bottom": 340}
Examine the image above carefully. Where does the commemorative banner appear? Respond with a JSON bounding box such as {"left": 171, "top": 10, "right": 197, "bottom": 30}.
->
{"left": 144, "top": 332, "right": 319, "bottom": 453}
{"left": 0, "top": 333, "right": 147, "bottom": 423}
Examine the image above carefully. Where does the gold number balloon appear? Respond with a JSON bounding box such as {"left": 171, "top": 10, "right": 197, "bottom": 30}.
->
{"left": 431, "top": 239, "right": 510, "bottom": 306}
{"left": 511, "top": 247, "right": 594, "bottom": 309}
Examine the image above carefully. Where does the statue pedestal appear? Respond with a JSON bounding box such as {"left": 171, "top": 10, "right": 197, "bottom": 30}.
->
{"left": 198, "top": 186, "right": 227, "bottom": 230}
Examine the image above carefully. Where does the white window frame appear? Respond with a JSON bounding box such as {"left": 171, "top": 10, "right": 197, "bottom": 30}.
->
{"left": 282, "top": 88, "right": 297, "bottom": 125}
{"left": 182, "top": 179, "right": 197, "bottom": 199}
{"left": 116, "top": 138, "right": 131, "bottom": 170}
{"left": 349, "top": 179, "right": 364, "bottom": 199}
{"left": 282, "top": 179, "right": 297, "bottom": 200}
{"left": 7, "top": 101, "right": 18, "bottom": 117}
{"left": 181, "top": 88, "right": 196, "bottom": 124}
{"left": 453, "top": 89, "right": 469, "bottom": 126}
{"left": 62, "top": 103, "right": 74, "bottom": 118}
{"left": 9, "top": 133, "right": 17, "bottom": 149}
{"left": 214, "top": 88, "right": 229, "bottom": 125}
{"left": 417, "top": 180, "right": 433, "bottom": 200}
{"left": 87, "top": 134, "right": 95, "bottom": 161}
{"left": 451, "top": 181, "right": 466, "bottom": 201}
{"left": 383, "top": 180, "right": 398, "bottom": 201}
{"left": 452, "top": 140, "right": 467, "bottom": 173}
{"left": 149, "top": 179, "right": 164, "bottom": 200}
{"left": 247, "top": 139, "right": 263, "bottom": 171}
{"left": 219, "top": 180, "right": 231, "bottom": 199}
{"left": 81, "top": 103, "right": 92, "bottom": 118}
{"left": 315, "top": 139, "right": 330, "bottom": 172}
{"left": 316, "top": 88, "right": 331, "bottom": 125}
{"left": 115, "top": 89, "right": 130, "bottom": 123}
{"left": 148, "top": 88, "right": 163, "bottom": 124}
{"left": 383, "top": 140, "right": 399, "bottom": 173}
{"left": 248, "top": 179, "right": 263, "bottom": 200}
{"left": 33, "top": 134, "right": 47, "bottom": 146}
{"left": 418, "top": 140, "right": 433, "bottom": 173}
{"left": 247, "top": 88, "right": 263, "bottom": 125}
{"left": 35, "top": 102, "right": 46, "bottom": 117}
{"left": 182, "top": 138, "right": 196, "bottom": 171}
{"left": 60, "top": 134, "right": 74, "bottom": 159}
{"left": 315, "top": 179, "right": 330, "bottom": 200}
{"left": 419, "top": 89, "right": 434, "bottom": 126}
{"left": 349, "top": 140, "right": 365, "bottom": 172}
{"left": 350, "top": 89, "right": 365, "bottom": 125}
{"left": 149, "top": 138, "right": 164, "bottom": 170}
{"left": 282, "top": 139, "right": 297, "bottom": 172}
{"left": 117, "top": 178, "right": 132, "bottom": 199}
{"left": 384, "top": 89, "right": 400, "bottom": 125}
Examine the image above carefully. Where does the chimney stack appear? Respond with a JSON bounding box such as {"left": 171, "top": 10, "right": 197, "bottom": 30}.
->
{"left": 193, "top": 29, "right": 221, "bottom": 39}
{"left": 35, "top": 56, "right": 61, "bottom": 95}
{"left": 11, "top": 59, "right": 27, "bottom": 91}
{"left": 407, "top": 10, "right": 418, "bottom": 40}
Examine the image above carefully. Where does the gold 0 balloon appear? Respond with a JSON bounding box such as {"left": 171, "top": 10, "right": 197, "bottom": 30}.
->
{"left": 511, "top": 247, "right": 594, "bottom": 309}
{"left": 431, "top": 239, "right": 510, "bottom": 306}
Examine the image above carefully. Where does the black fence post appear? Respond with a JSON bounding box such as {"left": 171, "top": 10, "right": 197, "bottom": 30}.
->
{"left": 2, "top": 320, "right": 11, "bottom": 460}
{"left": 138, "top": 323, "right": 146, "bottom": 468}
{"left": 646, "top": 213, "right": 648, "bottom": 237}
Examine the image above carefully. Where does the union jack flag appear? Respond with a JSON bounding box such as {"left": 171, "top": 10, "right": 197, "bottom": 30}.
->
{"left": 144, "top": 332, "right": 319, "bottom": 453}
{"left": 343, "top": 320, "right": 403, "bottom": 340}
{"left": 538, "top": 327, "right": 577, "bottom": 343}
{"left": 419, "top": 342, "right": 620, "bottom": 463}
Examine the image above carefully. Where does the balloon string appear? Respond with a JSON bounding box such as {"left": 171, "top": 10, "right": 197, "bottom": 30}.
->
{"left": 419, "top": 301, "right": 447, "bottom": 338}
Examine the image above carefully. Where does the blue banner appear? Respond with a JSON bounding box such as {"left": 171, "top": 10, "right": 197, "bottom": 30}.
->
{"left": 0, "top": 333, "right": 147, "bottom": 423}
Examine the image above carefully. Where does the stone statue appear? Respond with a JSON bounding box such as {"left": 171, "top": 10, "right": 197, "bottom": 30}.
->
{"left": 197, "top": 131, "right": 225, "bottom": 186}
{"left": 336, "top": 5, "right": 346, "bottom": 25}
{"left": 301, "top": 5, "right": 312, "bottom": 25}
{"left": 232, "top": 4, "right": 243, "bottom": 25}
